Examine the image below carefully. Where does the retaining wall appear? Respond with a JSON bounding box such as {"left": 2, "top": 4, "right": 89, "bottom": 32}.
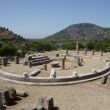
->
{"left": 0, "top": 66, "right": 110, "bottom": 85}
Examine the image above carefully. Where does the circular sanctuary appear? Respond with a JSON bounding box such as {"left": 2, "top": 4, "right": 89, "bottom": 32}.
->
{"left": 0, "top": 50, "right": 110, "bottom": 86}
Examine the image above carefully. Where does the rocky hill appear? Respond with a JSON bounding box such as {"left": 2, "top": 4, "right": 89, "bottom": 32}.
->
{"left": 0, "top": 26, "right": 25, "bottom": 44}
{"left": 45, "top": 23, "right": 110, "bottom": 40}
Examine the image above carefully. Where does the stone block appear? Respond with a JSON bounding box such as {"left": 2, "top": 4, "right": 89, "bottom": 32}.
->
{"left": 91, "top": 69, "right": 97, "bottom": 74}
{"left": 16, "top": 90, "right": 28, "bottom": 97}
{"left": 38, "top": 96, "right": 54, "bottom": 110}
{"left": 0, "top": 93, "right": 3, "bottom": 110}
{"left": 56, "top": 54, "right": 59, "bottom": 57}
{"left": 2, "top": 57, "right": 8, "bottom": 66}
{"left": 106, "top": 76, "right": 110, "bottom": 86}
{"left": 7, "top": 88, "right": 16, "bottom": 99}
{"left": 0, "top": 89, "right": 12, "bottom": 105}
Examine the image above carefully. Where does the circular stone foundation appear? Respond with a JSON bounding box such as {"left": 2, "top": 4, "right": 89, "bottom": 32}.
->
{"left": 0, "top": 50, "right": 110, "bottom": 85}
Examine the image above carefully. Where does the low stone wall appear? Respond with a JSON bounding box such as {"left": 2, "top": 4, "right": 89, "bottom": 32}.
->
{"left": 0, "top": 66, "right": 110, "bottom": 86}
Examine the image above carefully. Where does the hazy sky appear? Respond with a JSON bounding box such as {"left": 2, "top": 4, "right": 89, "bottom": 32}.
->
{"left": 0, "top": 0, "right": 110, "bottom": 38}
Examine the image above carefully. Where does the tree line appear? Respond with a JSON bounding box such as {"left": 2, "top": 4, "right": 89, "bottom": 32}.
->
{"left": 0, "top": 39, "right": 110, "bottom": 57}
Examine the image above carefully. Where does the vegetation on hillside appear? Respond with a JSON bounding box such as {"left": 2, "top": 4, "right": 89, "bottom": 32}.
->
{"left": 0, "top": 25, "right": 110, "bottom": 57}
{"left": 0, "top": 26, "right": 25, "bottom": 44}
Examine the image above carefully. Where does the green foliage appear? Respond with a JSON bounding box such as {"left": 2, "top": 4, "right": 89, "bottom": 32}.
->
{"left": 86, "top": 39, "right": 110, "bottom": 51}
{"left": 62, "top": 42, "right": 84, "bottom": 50}
{"left": 62, "top": 43, "right": 76, "bottom": 50}
{"left": 0, "top": 42, "right": 17, "bottom": 56}
{"left": 22, "top": 40, "right": 58, "bottom": 53}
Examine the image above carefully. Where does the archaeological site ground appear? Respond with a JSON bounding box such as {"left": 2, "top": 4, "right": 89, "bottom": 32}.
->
{"left": 0, "top": 48, "right": 110, "bottom": 110}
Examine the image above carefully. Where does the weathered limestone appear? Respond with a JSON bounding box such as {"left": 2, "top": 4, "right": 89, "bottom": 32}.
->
{"left": 22, "top": 96, "right": 54, "bottom": 110}
{"left": 0, "top": 58, "right": 1, "bottom": 65}
{"left": 72, "top": 72, "right": 79, "bottom": 77}
{"left": 44, "top": 64, "right": 47, "bottom": 71}
{"left": 56, "top": 54, "right": 59, "bottom": 57}
{"left": 7, "top": 88, "right": 16, "bottom": 99}
{"left": 92, "top": 50, "right": 94, "bottom": 55}
{"left": 16, "top": 90, "right": 28, "bottom": 97}
{"left": 23, "top": 72, "right": 29, "bottom": 77}
{"left": 2, "top": 57, "right": 8, "bottom": 66}
{"left": 105, "top": 61, "right": 110, "bottom": 69}
{"left": 91, "top": 69, "right": 97, "bottom": 74}
{"left": 14, "top": 56, "right": 19, "bottom": 64}
{"left": 62, "top": 58, "right": 65, "bottom": 70}
{"left": 24, "top": 55, "right": 51, "bottom": 66}
{"left": 74, "top": 56, "right": 82, "bottom": 66}
{"left": 50, "top": 69, "right": 56, "bottom": 79}
{"left": 0, "top": 93, "right": 3, "bottom": 110}
{"left": 77, "top": 57, "right": 81, "bottom": 66}
{"left": 0, "top": 89, "right": 13, "bottom": 105}
{"left": 101, "top": 75, "right": 108, "bottom": 84}
{"left": 100, "top": 50, "right": 103, "bottom": 56}
{"left": 37, "top": 106, "right": 45, "bottom": 110}
{"left": 38, "top": 96, "right": 54, "bottom": 110}
{"left": 0, "top": 88, "right": 28, "bottom": 107}
{"left": 66, "top": 49, "right": 68, "bottom": 54}
{"left": 28, "top": 61, "right": 32, "bottom": 68}
{"left": 80, "top": 58, "right": 84, "bottom": 66}
{"left": 76, "top": 41, "right": 79, "bottom": 54}
{"left": 84, "top": 49, "right": 87, "bottom": 55}
{"left": 30, "top": 69, "right": 40, "bottom": 76}
{"left": 106, "top": 76, "right": 110, "bottom": 86}
{"left": 50, "top": 61, "right": 60, "bottom": 67}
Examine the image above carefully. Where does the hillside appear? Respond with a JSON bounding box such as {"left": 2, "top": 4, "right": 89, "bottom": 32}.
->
{"left": 45, "top": 23, "right": 110, "bottom": 40}
{"left": 0, "top": 26, "right": 25, "bottom": 44}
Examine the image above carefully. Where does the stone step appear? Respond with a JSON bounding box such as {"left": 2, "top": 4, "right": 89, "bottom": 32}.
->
{"left": 32, "top": 56, "right": 48, "bottom": 60}
{"left": 32, "top": 59, "right": 51, "bottom": 66}
{"left": 31, "top": 57, "right": 49, "bottom": 62}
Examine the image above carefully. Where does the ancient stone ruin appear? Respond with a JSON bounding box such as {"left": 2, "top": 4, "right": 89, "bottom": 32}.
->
{"left": 0, "top": 88, "right": 28, "bottom": 109}
{"left": 22, "top": 96, "right": 55, "bottom": 110}
{"left": 23, "top": 54, "right": 51, "bottom": 66}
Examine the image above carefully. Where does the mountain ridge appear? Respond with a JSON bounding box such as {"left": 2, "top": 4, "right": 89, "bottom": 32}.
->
{"left": 45, "top": 23, "right": 110, "bottom": 40}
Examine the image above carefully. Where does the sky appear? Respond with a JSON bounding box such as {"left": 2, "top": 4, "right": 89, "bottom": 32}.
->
{"left": 0, "top": 0, "right": 110, "bottom": 38}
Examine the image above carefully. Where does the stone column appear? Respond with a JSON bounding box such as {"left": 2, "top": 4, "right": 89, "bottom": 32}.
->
{"left": 0, "top": 58, "right": 1, "bottom": 65}
{"left": 28, "top": 61, "right": 32, "bottom": 68}
{"left": 101, "top": 75, "right": 108, "bottom": 84}
{"left": 44, "top": 64, "right": 47, "bottom": 71}
{"left": 0, "top": 93, "right": 3, "bottom": 110}
{"left": 100, "top": 50, "right": 103, "bottom": 56}
{"left": 92, "top": 50, "right": 94, "bottom": 55}
{"left": 76, "top": 41, "right": 79, "bottom": 54}
{"left": 14, "top": 56, "right": 19, "bottom": 64}
{"left": 84, "top": 49, "right": 87, "bottom": 55}
{"left": 2, "top": 57, "right": 8, "bottom": 66}
{"left": 66, "top": 49, "right": 68, "bottom": 54}
{"left": 62, "top": 58, "right": 65, "bottom": 69}
{"left": 77, "top": 57, "right": 81, "bottom": 66}
{"left": 38, "top": 96, "right": 54, "bottom": 110}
